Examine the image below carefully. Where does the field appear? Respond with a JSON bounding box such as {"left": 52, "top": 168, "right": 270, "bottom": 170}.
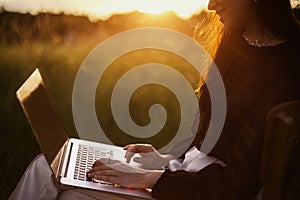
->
{"left": 0, "top": 39, "right": 95, "bottom": 200}
{"left": 0, "top": 10, "right": 203, "bottom": 199}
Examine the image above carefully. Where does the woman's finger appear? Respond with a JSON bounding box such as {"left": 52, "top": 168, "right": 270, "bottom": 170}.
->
{"left": 124, "top": 144, "right": 154, "bottom": 153}
{"left": 133, "top": 157, "right": 150, "bottom": 165}
{"left": 92, "top": 169, "right": 117, "bottom": 177}
{"left": 124, "top": 145, "right": 137, "bottom": 163}
{"left": 133, "top": 144, "right": 155, "bottom": 153}
{"left": 124, "top": 144, "right": 155, "bottom": 161}
{"left": 93, "top": 175, "right": 117, "bottom": 184}
{"left": 87, "top": 168, "right": 116, "bottom": 180}
{"left": 91, "top": 160, "right": 102, "bottom": 168}
{"left": 91, "top": 157, "right": 110, "bottom": 168}
{"left": 88, "top": 163, "right": 111, "bottom": 173}
{"left": 123, "top": 144, "right": 135, "bottom": 150}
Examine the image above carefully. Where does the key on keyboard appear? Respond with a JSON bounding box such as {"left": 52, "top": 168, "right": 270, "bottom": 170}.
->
{"left": 73, "top": 144, "right": 113, "bottom": 182}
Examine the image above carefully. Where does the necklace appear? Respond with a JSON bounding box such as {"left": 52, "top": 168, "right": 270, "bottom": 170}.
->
{"left": 242, "top": 32, "right": 274, "bottom": 47}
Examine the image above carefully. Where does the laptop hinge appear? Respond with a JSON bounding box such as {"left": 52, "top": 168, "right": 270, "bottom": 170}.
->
{"left": 52, "top": 139, "right": 72, "bottom": 180}
{"left": 60, "top": 141, "right": 73, "bottom": 178}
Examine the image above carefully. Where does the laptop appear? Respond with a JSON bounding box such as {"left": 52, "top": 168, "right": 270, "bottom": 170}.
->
{"left": 16, "top": 68, "right": 153, "bottom": 199}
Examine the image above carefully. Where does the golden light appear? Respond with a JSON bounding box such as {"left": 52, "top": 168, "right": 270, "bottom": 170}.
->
{"left": 131, "top": 0, "right": 207, "bottom": 16}
{"left": 84, "top": 0, "right": 209, "bottom": 20}
{"left": 1, "top": 0, "right": 210, "bottom": 20}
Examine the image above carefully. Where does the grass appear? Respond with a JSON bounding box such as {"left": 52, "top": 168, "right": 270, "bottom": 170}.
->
{"left": 0, "top": 40, "right": 96, "bottom": 199}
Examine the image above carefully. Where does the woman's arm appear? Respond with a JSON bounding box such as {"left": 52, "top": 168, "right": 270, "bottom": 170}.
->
{"left": 87, "top": 158, "right": 164, "bottom": 189}
{"left": 152, "top": 164, "right": 226, "bottom": 200}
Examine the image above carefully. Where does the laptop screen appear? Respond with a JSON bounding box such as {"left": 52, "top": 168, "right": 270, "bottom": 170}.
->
{"left": 16, "top": 69, "right": 69, "bottom": 168}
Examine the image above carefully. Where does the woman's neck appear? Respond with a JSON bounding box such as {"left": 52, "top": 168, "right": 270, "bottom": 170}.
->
{"left": 244, "top": 20, "right": 286, "bottom": 47}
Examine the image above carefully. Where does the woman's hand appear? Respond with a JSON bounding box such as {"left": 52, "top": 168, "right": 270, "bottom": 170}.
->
{"left": 124, "top": 144, "right": 175, "bottom": 169}
{"left": 86, "top": 158, "right": 163, "bottom": 189}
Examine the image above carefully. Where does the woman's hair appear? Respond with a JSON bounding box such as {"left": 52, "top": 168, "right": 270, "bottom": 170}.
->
{"left": 192, "top": 11, "right": 224, "bottom": 95}
{"left": 193, "top": 11, "right": 223, "bottom": 58}
{"left": 257, "top": 0, "right": 300, "bottom": 39}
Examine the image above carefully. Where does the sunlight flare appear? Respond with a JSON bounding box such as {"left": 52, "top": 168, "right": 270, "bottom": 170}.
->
{"left": 1, "top": 0, "right": 209, "bottom": 20}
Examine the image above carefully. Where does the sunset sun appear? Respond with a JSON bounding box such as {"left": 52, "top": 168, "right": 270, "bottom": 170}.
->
{"left": 1, "top": 0, "right": 209, "bottom": 20}
{"left": 124, "top": 0, "right": 209, "bottom": 17}
{"left": 96, "top": 0, "right": 207, "bottom": 17}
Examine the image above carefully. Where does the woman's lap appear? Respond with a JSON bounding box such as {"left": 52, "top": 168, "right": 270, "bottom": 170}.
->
{"left": 9, "top": 154, "right": 145, "bottom": 200}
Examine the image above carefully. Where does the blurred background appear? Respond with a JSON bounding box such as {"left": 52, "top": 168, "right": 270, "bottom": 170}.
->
{"left": 0, "top": 0, "right": 299, "bottom": 199}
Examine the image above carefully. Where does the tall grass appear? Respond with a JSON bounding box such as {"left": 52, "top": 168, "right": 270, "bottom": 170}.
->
{"left": 0, "top": 39, "right": 98, "bottom": 199}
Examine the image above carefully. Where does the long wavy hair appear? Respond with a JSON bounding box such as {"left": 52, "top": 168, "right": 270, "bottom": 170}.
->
{"left": 193, "top": 10, "right": 223, "bottom": 58}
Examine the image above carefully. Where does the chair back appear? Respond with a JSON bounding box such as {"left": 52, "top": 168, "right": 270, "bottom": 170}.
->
{"left": 260, "top": 100, "right": 300, "bottom": 200}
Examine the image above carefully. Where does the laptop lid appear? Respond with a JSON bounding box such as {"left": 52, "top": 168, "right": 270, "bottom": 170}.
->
{"left": 16, "top": 69, "right": 154, "bottom": 199}
{"left": 16, "top": 68, "right": 69, "bottom": 169}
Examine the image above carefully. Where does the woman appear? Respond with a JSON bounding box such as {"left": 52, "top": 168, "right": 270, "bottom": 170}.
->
{"left": 89, "top": 0, "right": 300, "bottom": 198}
{"left": 88, "top": 0, "right": 300, "bottom": 199}
{"left": 10, "top": 0, "right": 300, "bottom": 199}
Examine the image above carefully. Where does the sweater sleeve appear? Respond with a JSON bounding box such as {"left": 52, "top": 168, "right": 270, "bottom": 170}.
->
{"left": 152, "top": 157, "right": 260, "bottom": 200}
{"left": 152, "top": 164, "right": 225, "bottom": 200}
{"left": 152, "top": 117, "right": 263, "bottom": 200}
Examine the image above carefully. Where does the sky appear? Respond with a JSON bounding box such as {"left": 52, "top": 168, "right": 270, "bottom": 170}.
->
{"left": 0, "top": 0, "right": 210, "bottom": 20}
{"left": 0, "top": 0, "right": 299, "bottom": 21}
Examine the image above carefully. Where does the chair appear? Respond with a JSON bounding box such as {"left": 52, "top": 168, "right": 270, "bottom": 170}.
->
{"left": 260, "top": 100, "right": 300, "bottom": 200}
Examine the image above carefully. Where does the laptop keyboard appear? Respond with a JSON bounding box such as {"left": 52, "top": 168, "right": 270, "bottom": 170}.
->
{"left": 73, "top": 144, "right": 113, "bottom": 183}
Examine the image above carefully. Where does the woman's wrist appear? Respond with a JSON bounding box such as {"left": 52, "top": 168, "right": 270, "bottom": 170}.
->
{"left": 163, "top": 154, "right": 176, "bottom": 162}
{"left": 144, "top": 170, "right": 164, "bottom": 188}
{"left": 158, "top": 154, "right": 175, "bottom": 167}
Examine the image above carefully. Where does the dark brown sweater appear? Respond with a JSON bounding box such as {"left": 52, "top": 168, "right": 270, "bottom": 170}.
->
{"left": 152, "top": 32, "right": 300, "bottom": 200}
